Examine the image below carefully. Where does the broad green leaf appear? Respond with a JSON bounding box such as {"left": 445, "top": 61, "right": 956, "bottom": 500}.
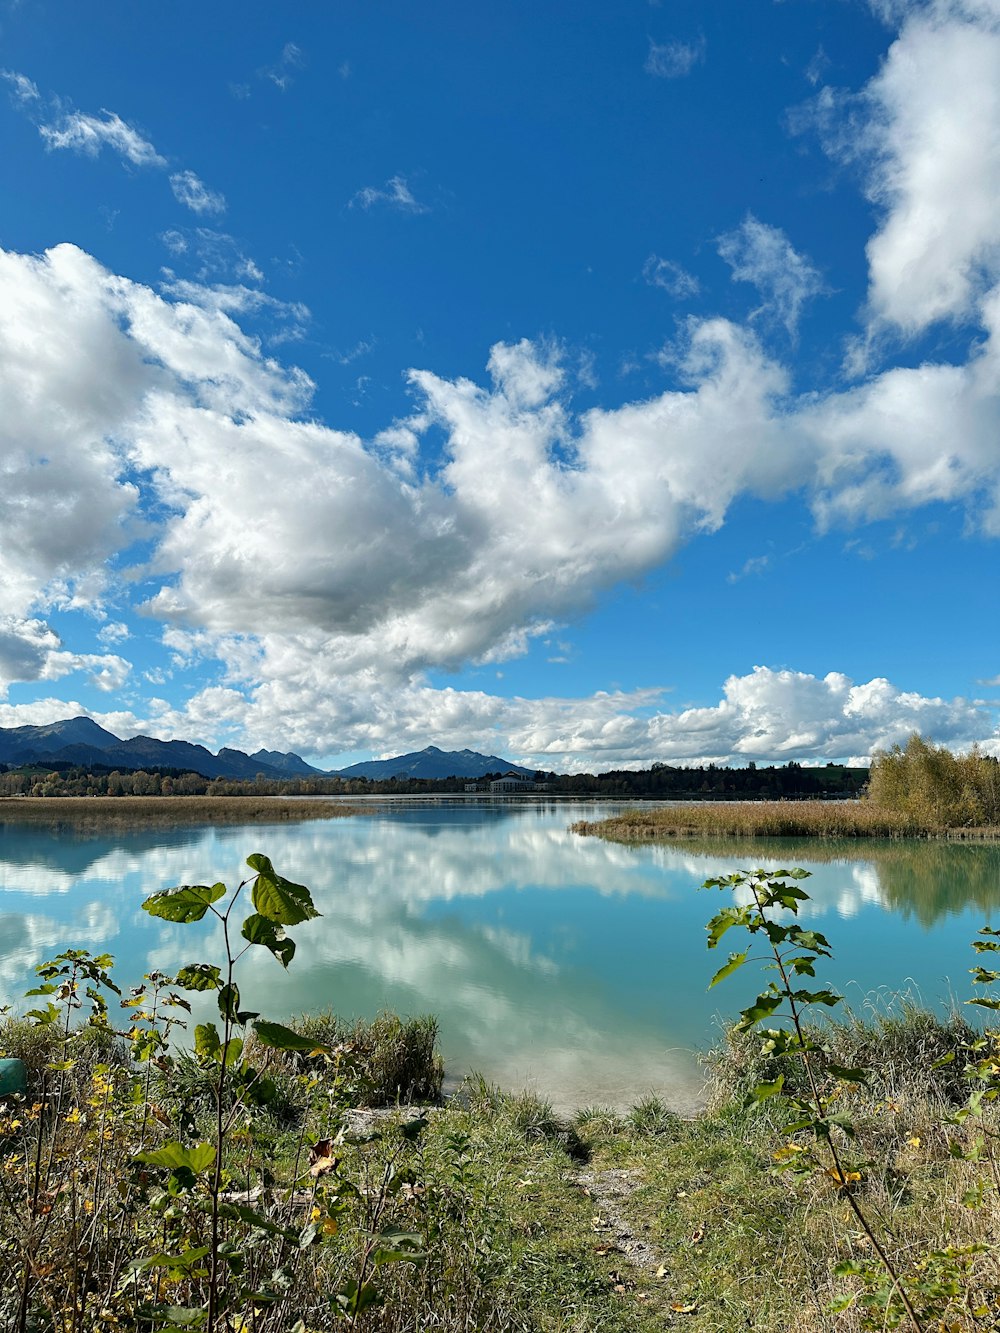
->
{"left": 247, "top": 854, "right": 320, "bottom": 926}
{"left": 373, "top": 1244, "right": 425, "bottom": 1267}
{"left": 967, "top": 997, "right": 1000, "bottom": 1011}
{"left": 760, "top": 885, "right": 809, "bottom": 913}
{"left": 789, "top": 988, "right": 841, "bottom": 1008}
{"left": 399, "top": 1116, "right": 430, "bottom": 1141}
{"left": 748, "top": 1075, "right": 784, "bottom": 1101}
{"left": 335, "top": 1279, "right": 380, "bottom": 1316}
{"left": 833, "top": 1260, "right": 863, "bottom": 1278}
{"left": 788, "top": 956, "right": 817, "bottom": 976}
{"left": 142, "top": 884, "right": 227, "bottom": 923}
{"left": 253, "top": 1019, "right": 331, "bottom": 1053}
{"left": 783, "top": 1114, "right": 818, "bottom": 1134}
{"left": 161, "top": 1308, "right": 206, "bottom": 1327}
{"left": 706, "top": 905, "right": 751, "bottom": 950}
{"left": 738, "top": 990, "right": 783, "bottom": 1028}
{"left": 241, "top": 913, "right": 296, "bottom": 968}
{"left": 826, "top": 1064, "right": 868, "bottom": 1085}
{"left": 218, "top": 1202, "right": 295, "bottom": 1240}
{"left": 223, "top": 1037, "right": 244, "bottom": 1068}
{"left": 759, "top": 1028, "right": 796, "bottom": 1057}
{"left": 26, "top": 1002, "right": 61, "bottom": 1026}
{"left": 218, "top": 983, "right": 240, "bottom": 1021}
{"left": 136, "top": 1142, "right": 216, "bottom": 1173}
{"left": 135, "top": 1245, "right": 212, "bottom": 1271}
{"left": 708, "top": 950, "right": 749, "bottom": 989}
{"left": 762, "top": 922, "right": 792, "bottom": 946}
{"left": 785, "top": 927, "right": 832, "bottom": 955}
{"left": 175, "top": 964, "right": 221, "bottom": 992}
{"left": 824, "top": 1110, "right": 856, "bottom": 1135}
{"left": 194, "top": 1023, "right": 221, "bottom": 1061}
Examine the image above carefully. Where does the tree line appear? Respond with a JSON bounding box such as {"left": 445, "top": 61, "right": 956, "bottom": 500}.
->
{"left": 0, "top": 758, "right": 868, "bottom": 800}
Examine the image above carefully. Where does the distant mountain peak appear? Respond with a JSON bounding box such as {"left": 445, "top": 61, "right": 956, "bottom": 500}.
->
{"left": 334, "top": 746, "right": 532, "bottom": 781}
{"left": 249, "top": 748, "right": 324, "bottom": 776}
{"left": 0, "top": 718, "right": 527, "bottom": 785}
{"left": 0, "top": 718, "right": 307, "bottom": 780}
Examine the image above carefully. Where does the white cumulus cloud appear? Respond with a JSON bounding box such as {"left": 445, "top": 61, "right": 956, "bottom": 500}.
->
{"left": 1, "top": 217, "right": 1000, "bottom": 761}
{"left": 809, "top": 0, "right": 1000, "bottom": 333}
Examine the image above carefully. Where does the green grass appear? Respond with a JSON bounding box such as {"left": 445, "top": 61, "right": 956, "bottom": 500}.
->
{"left": 260, "top": 1008, "right": 445, "bottom": 1105}
{"left": 2, "top": 1014, "right": 999, "bottom": 1331}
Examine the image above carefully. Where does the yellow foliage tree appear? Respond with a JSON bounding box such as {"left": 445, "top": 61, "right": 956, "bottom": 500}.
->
{"left": 867, "top": 733, "right": 1000, "bottom": 828}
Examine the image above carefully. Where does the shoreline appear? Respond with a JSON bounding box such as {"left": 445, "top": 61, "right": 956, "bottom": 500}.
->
{"left": 0, "top": 794, "right": 368, "bottom": 827}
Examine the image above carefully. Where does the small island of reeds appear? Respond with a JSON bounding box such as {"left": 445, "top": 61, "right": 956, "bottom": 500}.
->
{"left": 573, "top": 734, "right": 1000, "bottom": 842}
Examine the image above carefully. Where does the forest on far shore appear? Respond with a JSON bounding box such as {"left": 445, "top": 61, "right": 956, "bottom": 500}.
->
{"left": 0, "top": 758, "right": 868, "bottom": 801}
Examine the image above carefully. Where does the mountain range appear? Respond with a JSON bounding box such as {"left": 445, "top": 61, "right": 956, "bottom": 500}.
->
{"left": 336, "top": 746, "right": 533, "bottom": 780}
{"left": 0, "top": 718, "right": 532, "bottom": 782}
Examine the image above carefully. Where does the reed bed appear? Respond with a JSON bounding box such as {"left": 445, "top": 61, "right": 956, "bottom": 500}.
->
{"left": 0, "top": 794, "right": 365, "bottom": 829}
{"left": 571, "top": 799, "right": 1000, "bottom": 842}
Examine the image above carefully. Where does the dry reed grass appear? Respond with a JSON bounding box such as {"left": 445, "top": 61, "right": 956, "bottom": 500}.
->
{"left": 0, "top": 794, "right": 365, "bottom": 829}
{"left": 571, "top": 799, "right": 1000, "bottom": 842}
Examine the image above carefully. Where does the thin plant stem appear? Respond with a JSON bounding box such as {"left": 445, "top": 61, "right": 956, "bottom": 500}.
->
{"left": 748, "top": 877, "right": 926, "bottom": 1333}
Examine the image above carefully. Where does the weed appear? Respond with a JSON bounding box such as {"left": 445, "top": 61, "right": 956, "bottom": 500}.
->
{"left": 625, "top": 1094, "right": 681, "bottom": 1137}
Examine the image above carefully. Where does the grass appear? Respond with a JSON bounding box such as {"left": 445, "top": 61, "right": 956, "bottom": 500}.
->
{"left": 1, "top": 1008, "right": 444, "bottom": 1111}
{"left": 0, "top": 1018, "right": 668, "bottom": 1333}
{"left": 567, "top": 1007, "right": 1000, "bottom": 1331}
{"left": 263, "top": 1009, "right": 445, "bottom": 1105}
{"left": 571, "top": 799, "right": 1000, "bottom": 842}
{"left": 0, "top": 794, "right": 366, "bottom": 829}
{"left": 3, "top": 1003, "right": 998, "bottom": 1331}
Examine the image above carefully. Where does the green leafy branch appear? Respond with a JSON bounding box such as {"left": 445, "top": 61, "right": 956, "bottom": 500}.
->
{"left": 703, "top": 867, "right": 926, "bottom": 1333}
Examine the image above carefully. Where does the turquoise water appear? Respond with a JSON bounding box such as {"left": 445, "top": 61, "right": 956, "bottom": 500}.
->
{"left": 1, "top": 800, "right": 998, "bottom": 1111}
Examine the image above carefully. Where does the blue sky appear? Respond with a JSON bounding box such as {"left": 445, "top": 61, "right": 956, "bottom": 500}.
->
{"left": 1, "top": 0, "right": 999, "bottom": 770}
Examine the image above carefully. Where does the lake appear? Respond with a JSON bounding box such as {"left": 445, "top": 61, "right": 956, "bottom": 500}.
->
{"left": 1, "top": 799, "right": 999, "bottom": 1112}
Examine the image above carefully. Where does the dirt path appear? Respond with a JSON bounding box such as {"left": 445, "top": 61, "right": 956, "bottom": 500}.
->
{"left": 574, "top": 1166, "right": 665, "bottom": 1274}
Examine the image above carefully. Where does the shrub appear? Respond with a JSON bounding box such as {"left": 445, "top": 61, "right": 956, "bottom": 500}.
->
{"left": 868, "top": 733, "right": 1000, "bottom": 828}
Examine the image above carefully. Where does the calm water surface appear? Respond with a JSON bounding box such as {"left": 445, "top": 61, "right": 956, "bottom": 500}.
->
{"left": 1, "top": 799, "right": 999, "bottom": 1111}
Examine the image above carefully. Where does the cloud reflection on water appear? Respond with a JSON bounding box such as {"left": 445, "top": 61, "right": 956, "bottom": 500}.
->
{"left": 2, "top": 803, "right": 994, "bottom": 1109}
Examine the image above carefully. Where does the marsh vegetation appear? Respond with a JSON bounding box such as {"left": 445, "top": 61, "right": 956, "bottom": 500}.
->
{"left": 573, "top": 734, "right": 1000, "bottom": 843}
{"left": 0, "top": 795, "right": 364, "bottom": 831}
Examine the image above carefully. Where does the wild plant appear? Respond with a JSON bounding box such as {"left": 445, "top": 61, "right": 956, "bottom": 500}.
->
{"left": 951, "top": 927, "right": 1000, "bottom": 1187}
{"left": 825, "top": 925, "right": 1000, "bottom": 1329}
{"left": 702, "top": 866, "right": 929, "bottom": 1331}
{"left": 0, "top": 852, "right": 431, "bottom": 1333}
